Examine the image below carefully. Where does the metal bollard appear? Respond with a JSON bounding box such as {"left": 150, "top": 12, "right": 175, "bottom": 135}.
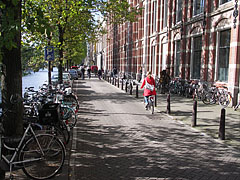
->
{"left": 136, "top": 85, "right": 139, "bottom": 98}
{"left": 192, "top": 100, "right": 197, "bottom": 127}
{"left": 219, "top": 108, "right": 225, "bottom": 140}
{"left": 130, "top": 83, "right": 133, "bottom": 95}
{"left": 112, "top": 77, "right": 114, "bottom": 85}
{"left": 125, "top": 82, "right": 128, "bottom": 92}
{"left": 167, "top": 93, "right": 171, "bottom": 114}
{"left": 121, "top": 79, "right": 124, "bottom": 90}
{"left": 118, "top": 78, "right": 120, "bottom": 88}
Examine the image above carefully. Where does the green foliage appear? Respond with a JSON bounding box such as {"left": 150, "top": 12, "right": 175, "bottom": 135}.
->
{"left": 1, "top": 0, "right": 140, "bottom": 70}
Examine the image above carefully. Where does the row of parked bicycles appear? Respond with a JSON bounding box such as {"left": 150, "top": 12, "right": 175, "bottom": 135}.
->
{"left": 0, "top": 83, "right": 79, "bottom": 179}
{"left": 156, "top": 77, "right": 239, "bottom": 109}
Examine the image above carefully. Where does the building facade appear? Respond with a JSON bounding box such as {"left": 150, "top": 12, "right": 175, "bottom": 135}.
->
{"left": 96, "top": 0, "right": 240, "bottom": 105}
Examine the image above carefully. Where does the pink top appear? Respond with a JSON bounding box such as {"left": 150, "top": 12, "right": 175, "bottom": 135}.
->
{"left": 141, "top": 77, "right": 156, "bottom": 96}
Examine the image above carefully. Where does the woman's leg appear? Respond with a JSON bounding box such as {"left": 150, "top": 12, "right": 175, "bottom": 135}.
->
{"left": 144, "top": 96, "right": 149, "bottom": 105}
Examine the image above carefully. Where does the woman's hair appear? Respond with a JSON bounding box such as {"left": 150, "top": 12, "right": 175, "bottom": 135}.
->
{"left": 147, "top": 71, "right": 152, "bottom": 75}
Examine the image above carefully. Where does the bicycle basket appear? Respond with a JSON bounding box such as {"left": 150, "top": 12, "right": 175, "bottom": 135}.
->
{"left": 39, "top": 103, "right": 61, "bottom": 125}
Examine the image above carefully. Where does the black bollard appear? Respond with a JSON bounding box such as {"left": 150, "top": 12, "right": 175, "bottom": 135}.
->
{"left": 121, "top": 79, "right": 124, "bottom": 90}
{"left": 130, "top": 83, "right": 133, "bottom": 95}
{"left": 125, "top": 81, "right": 127, "bottom": 92}
{"left": 136, "top": 85, "right": 139, "bottom": 98}
{"left": 155, "top": 94, "right": 157, "bottom": 107}
{"left": 118, "top": 78, "right": 120, "bottom": 88}
{"left": 219, "top": 108, "right": 225, "bottom": 140}
{"left": 167, "top": 93, "right": 171, "bottom": 114}
{"left": 112, "top": 77, "right": 114, "bottom": 85}
{"left": 192, "top": 100, "right": 197, "bottom": 127}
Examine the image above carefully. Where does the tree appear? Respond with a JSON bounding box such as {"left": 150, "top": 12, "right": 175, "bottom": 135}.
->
{"left": 0, "top": 0, "right": 22, "bottom": 177}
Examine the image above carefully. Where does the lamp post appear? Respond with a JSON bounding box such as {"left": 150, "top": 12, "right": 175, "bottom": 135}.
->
{"left": 233, "top": 0, "right": 239, "bottom": 29}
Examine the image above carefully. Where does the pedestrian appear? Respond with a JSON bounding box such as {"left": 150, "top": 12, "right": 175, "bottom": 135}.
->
{"left": 98, "top": 68, "right": 102, "bottom": 80}
{"left": 139, "top": 66, "right": 143, "bottom": 82}
{"left": 113, "top": 67, "right": 117, "bottom": 77}
{"left": 87, "top": 66, "right": 91, "bottom": 79}
{"left": 158, "top": 70, "right": 170, "bottom": 93}
{"left": 140, "top": 71, "right": 156, "bottom": 109}
{"left": 81, "top": 66, "right": 85, "bottom": 80}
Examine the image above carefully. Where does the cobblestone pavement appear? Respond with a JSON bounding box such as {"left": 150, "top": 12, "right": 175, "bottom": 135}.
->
{"left": 69, "top": 78, "right": 240, "bottom": 180}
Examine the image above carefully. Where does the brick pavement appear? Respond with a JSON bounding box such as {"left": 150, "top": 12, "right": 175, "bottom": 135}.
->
{"left": 68, "top": 78, "right": 240, "bottom": 180}
{"left": 7, "top": 78, "right": 240, "bottom": 180}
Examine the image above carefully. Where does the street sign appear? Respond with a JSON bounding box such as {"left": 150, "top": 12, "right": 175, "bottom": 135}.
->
{"left": 44, "top": 46, "right": 54, "bottom": 61}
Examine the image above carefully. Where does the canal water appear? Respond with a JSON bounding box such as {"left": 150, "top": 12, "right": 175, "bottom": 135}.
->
{"left": 22, "top": 68, "right": 58, "bottom": 92}
{"left": 0, "top": 68, "right": 58, "bottom": 102}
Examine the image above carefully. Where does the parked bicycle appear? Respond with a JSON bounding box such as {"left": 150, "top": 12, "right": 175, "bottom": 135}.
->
{"left": 0, "top": 95, "right": 66, "bottom": 180}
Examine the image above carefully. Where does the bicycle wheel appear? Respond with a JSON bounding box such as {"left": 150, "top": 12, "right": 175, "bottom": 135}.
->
{"left": 58, "top": 120, "right": 71, "bottom": 145}
{"left": 20, "top": 134, "right": 65, "bottom": 180}
{"left": 202, "top": 91, "right": 215, "bottom": 105}
{"left": 219, "top": 92, "right": 232, "bottom": 108}
{"left": 63, "top": 94, "right": 79, "bottom": 111}
{"left": 61, "top": 106, "right": 77, "bottom": 128}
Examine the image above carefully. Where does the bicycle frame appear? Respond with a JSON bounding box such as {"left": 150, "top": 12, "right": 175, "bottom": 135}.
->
{"left": 0, "top": 123, "right": 44, "bottom": 175}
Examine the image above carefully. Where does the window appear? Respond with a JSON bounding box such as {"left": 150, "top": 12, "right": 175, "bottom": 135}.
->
{"left": 220, "top": 0, "right": 232, "bottom": 5}
{"left": 162, "top": 43, "right": 167, "bottom": 70}
{"left": 191, "top": 36, "right": 202, "bottom": 79}
{"left": 217, "top": 29, "right": 230, "bottom": 82}
{"left": 193, "top": 0, "right": 204, "bottom": 16}
{"left": 152, "top": 0, "right": 157, "bottom": 33}
{"left": 175, "top": 40, "right": 181, "bottom": 77}
{"left": 151, "top": 45, "right": 156, "bottom": 74}
{"left": 176, "top": 0, "right": 182, "bottom": 23}
{"left": 163, "top": 0, "right": 168, "bottom": 27}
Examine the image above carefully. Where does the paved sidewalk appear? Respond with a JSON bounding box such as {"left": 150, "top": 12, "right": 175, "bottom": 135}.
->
{"left": 69, "top": 78, "right": 240, "bottom": 180}
{"left": 119, "top": 81, "right": 240, "bottom": 151}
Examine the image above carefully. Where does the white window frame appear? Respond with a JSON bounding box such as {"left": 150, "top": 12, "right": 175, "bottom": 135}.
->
{"left": 190, "top": 36, "right": 202, "bottom": 79}
{"left": 151, "top": 0, "right": 158, "bottom": 33}
{"left": 215, "top": 29, "right": 231, "bottom": 82}
{"left": 174, "top": 40, "right": 181, "bottom": 77}
{"left": 193, "top": 0, "right": 205, "bottom": 16}
{"left": 163, "top": 0, "right": 168, "bottom": 27}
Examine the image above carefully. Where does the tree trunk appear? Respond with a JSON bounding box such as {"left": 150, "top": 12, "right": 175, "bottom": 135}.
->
{"left": 0, "top": 0, "right": 23, "bottom": 177}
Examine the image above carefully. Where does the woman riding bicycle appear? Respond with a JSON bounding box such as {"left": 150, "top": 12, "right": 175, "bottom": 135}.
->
{"left": 141, "top": 71, "right": 156, "bottom": 109}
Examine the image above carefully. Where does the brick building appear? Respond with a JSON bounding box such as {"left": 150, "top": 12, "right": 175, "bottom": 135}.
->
{"left": 96, "top": 0, "right": 240, "bottom": 104}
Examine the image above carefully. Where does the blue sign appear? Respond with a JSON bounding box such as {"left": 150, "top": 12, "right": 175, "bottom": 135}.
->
{"left": 44, "top": 46, "right": 54, "bottom": 61}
